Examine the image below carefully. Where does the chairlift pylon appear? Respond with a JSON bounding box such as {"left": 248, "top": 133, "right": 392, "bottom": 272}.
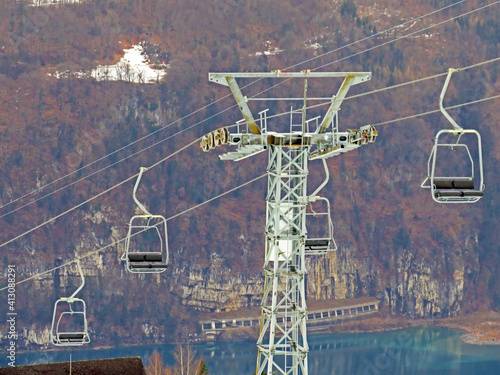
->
{"left": 122, "top": 167, "right": 169, "bottom": 273}
{"left": 50, "top": 260, "right": 90, "bottom": 346}
{"left": 421, "top": 68, "right": 485, "bottom": 203}
{"left": 305, "top": 159, "right": 337, "bottom": 254}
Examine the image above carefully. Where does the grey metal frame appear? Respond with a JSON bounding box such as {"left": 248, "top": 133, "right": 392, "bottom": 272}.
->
{"left": 208, "top": 71, "right": 374, "bottom": 375}
{"left": 209, "top": 71, "right": 371, "bottom": 137}
{"left": 305, "top": 197, "right": 336, "bottom": 255}
{"left": 257, "top": 144, "right": 309, "bottom": 375}
{"left": 421, "top": 129, "right": 484, "bottom": 203}
{"left": 305, "top": 159, "right": 336, "bottom": 255}
{"left": 50, "top": 260, "right": 90, "bottom": 346}
{"left": 421, "top": 68, "right": 485, "bottom": 203}
{"left": 122, "top": 167, "right": 169, "bottom": 273}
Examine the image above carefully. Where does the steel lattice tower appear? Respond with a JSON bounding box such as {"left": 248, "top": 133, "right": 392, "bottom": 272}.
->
{"left": 203, "top": 71, "right": 376, "bottom": 375}
{"left": 257, "top": 145, "right": 309, "bottom": 374}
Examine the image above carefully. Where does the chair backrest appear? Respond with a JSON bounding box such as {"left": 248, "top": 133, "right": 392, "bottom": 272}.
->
{"left": 421, "top": 129, "right": 484, "bottom": 204}
{"left": 51, "top": 298, "right": 90, "bottom": 346}
{"left": 124, "top": 214, "right": 169, "bottom": 273}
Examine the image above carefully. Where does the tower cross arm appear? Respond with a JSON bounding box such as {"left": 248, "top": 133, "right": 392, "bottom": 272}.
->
{"left": 208, "top": 71, "right": 371, "bottom": 80}
{"left": 208, "top": 71, "right": 370, "bottom": 136}
{"left": 208, "top": 73, "right": 261, "bottom": 135}
{"left": 227, "top": 77, "right": 261, "bottom": 135}
{"left": 316, "top": 72, "right": 371, "bottom": 134}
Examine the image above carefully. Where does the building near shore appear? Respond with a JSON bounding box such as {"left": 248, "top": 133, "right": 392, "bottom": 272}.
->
{"left": 0, "top": 356, "right": 146, "bottom": 375}
{"left": 200, "top": 297, "right": 380, "bottom": 340}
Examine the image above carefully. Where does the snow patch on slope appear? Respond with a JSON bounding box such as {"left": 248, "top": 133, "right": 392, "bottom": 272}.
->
{"left": 30, "top": 0, "right": 82, "bottom": 6}
{"left": 49, "top": 44, "right": 167, "bottom": 84}
{"left": 90, "top": 44, "right": 167, "bottom": 83}
{"left": 254, "top": 40, "right": 284, "bottom": 56}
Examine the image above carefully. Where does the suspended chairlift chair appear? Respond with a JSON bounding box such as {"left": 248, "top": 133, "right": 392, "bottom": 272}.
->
{"left": 305, "top": 159, "right": 337, "bottom": 254}
{"left": 122, "top": 167, "right": 169, "bottom": 273}
{"left": 421, "top": 68, "right": 485, "bottom": 203}
{"left": 51, "top": 260, "right": 90, "bottom": 346}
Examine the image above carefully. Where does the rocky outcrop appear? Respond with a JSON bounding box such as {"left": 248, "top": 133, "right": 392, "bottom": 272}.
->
{"left": 170, "top": 254, "right": 264, "bottom": 311}
{"left": 169, "top": 235, "right": 474, "bottom": 320}
{"left": 0, "top": 212, "right": 480, "bottom": 351}
{"left": 23, "top": 326, "right": 51, "bottom": 348}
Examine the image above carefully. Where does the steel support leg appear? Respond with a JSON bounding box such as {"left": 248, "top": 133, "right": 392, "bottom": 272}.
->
{"left": 256, "top": 145, "right": 309, "bottom": 375}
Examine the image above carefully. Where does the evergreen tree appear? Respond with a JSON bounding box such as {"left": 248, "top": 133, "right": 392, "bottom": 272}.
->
{"left": 196, "top": 359, "right": 209, "bottom": 375}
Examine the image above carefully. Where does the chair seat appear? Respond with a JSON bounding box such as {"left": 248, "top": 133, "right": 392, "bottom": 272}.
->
{"left": 305, "top": 239, "right": 330, "bottom": 246}
{"left": 58, "top": 333, "right": 85, "bottom": 340}
{"left": 129, "top": 262, "right": 168, "bottom": 269}
{"left": 305, "top": 239, "right": 331, "bottom": 252}
{"left": 433, "top": 178, "right": 474, "bottom": 190}
{"left": 435, "top": 190, "right": 484, "bottom": 198}
{"left": 128, "top": 252, "right": 163, "bottom": 262}
{"left": 305, "top": 245, "right": 330, "bottom": 251}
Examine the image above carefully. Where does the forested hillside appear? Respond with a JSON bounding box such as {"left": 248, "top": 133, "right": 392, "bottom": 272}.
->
{"left": 0, "top": 0, "right": 499, "bottom": 349}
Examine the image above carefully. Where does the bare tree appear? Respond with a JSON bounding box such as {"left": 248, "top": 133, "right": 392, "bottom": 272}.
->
{"left": 147, "top": 344, "right": 208, "bottom": 375}
{"left": 173, "top": 344, "right": 197, "bottom": 375}
{"left": 137, "top": 70, "right": 145, "bottom": 84}
{"left": 145, "top": 349, "right": 165, "bottom": 375}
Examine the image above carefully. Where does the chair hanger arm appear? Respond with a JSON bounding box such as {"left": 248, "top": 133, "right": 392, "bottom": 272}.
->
{"left": 68, "top": 260, "right": 85, "bottom": 301}
{"left": 440, "top": 69, "right": 463, "bottom": 131}
{"left": 309, "top": 159, "right": 330, "bottom": 199}
{"left": 133, "top": 167, "right": 152, "bottom": 216}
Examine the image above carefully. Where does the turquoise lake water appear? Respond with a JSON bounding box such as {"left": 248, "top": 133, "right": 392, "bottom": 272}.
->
{"left": 2, "top": 327, "right": 500, "bottom": 374}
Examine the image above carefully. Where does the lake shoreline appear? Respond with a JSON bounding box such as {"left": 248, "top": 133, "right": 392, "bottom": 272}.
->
{"left": 314, "top": 311, "right": 500, "bottom": 346}
{"left": 5, "top": 322, "right": 500, "bottom": 374}
{"left": 13, "top": 311, "right": 500, "bottom": 356}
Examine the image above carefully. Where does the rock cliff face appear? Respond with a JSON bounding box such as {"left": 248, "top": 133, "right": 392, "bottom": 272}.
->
{"left": 169, "top": 235, "right": 474, "bottom": 320}
{"left": 306, "top": 246, "right": 378, "bottom": 301}
{"left": 5, "top": 196, "right": 480, "bottom": 351}
{"left": 170, "top": 256, "right": 264, "bottom": 311}
{"left": 22, "top": 326, "right": 51, "bottom": 348}
{"left": 382, "top": 249, "right": 466, "bottom": 318}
